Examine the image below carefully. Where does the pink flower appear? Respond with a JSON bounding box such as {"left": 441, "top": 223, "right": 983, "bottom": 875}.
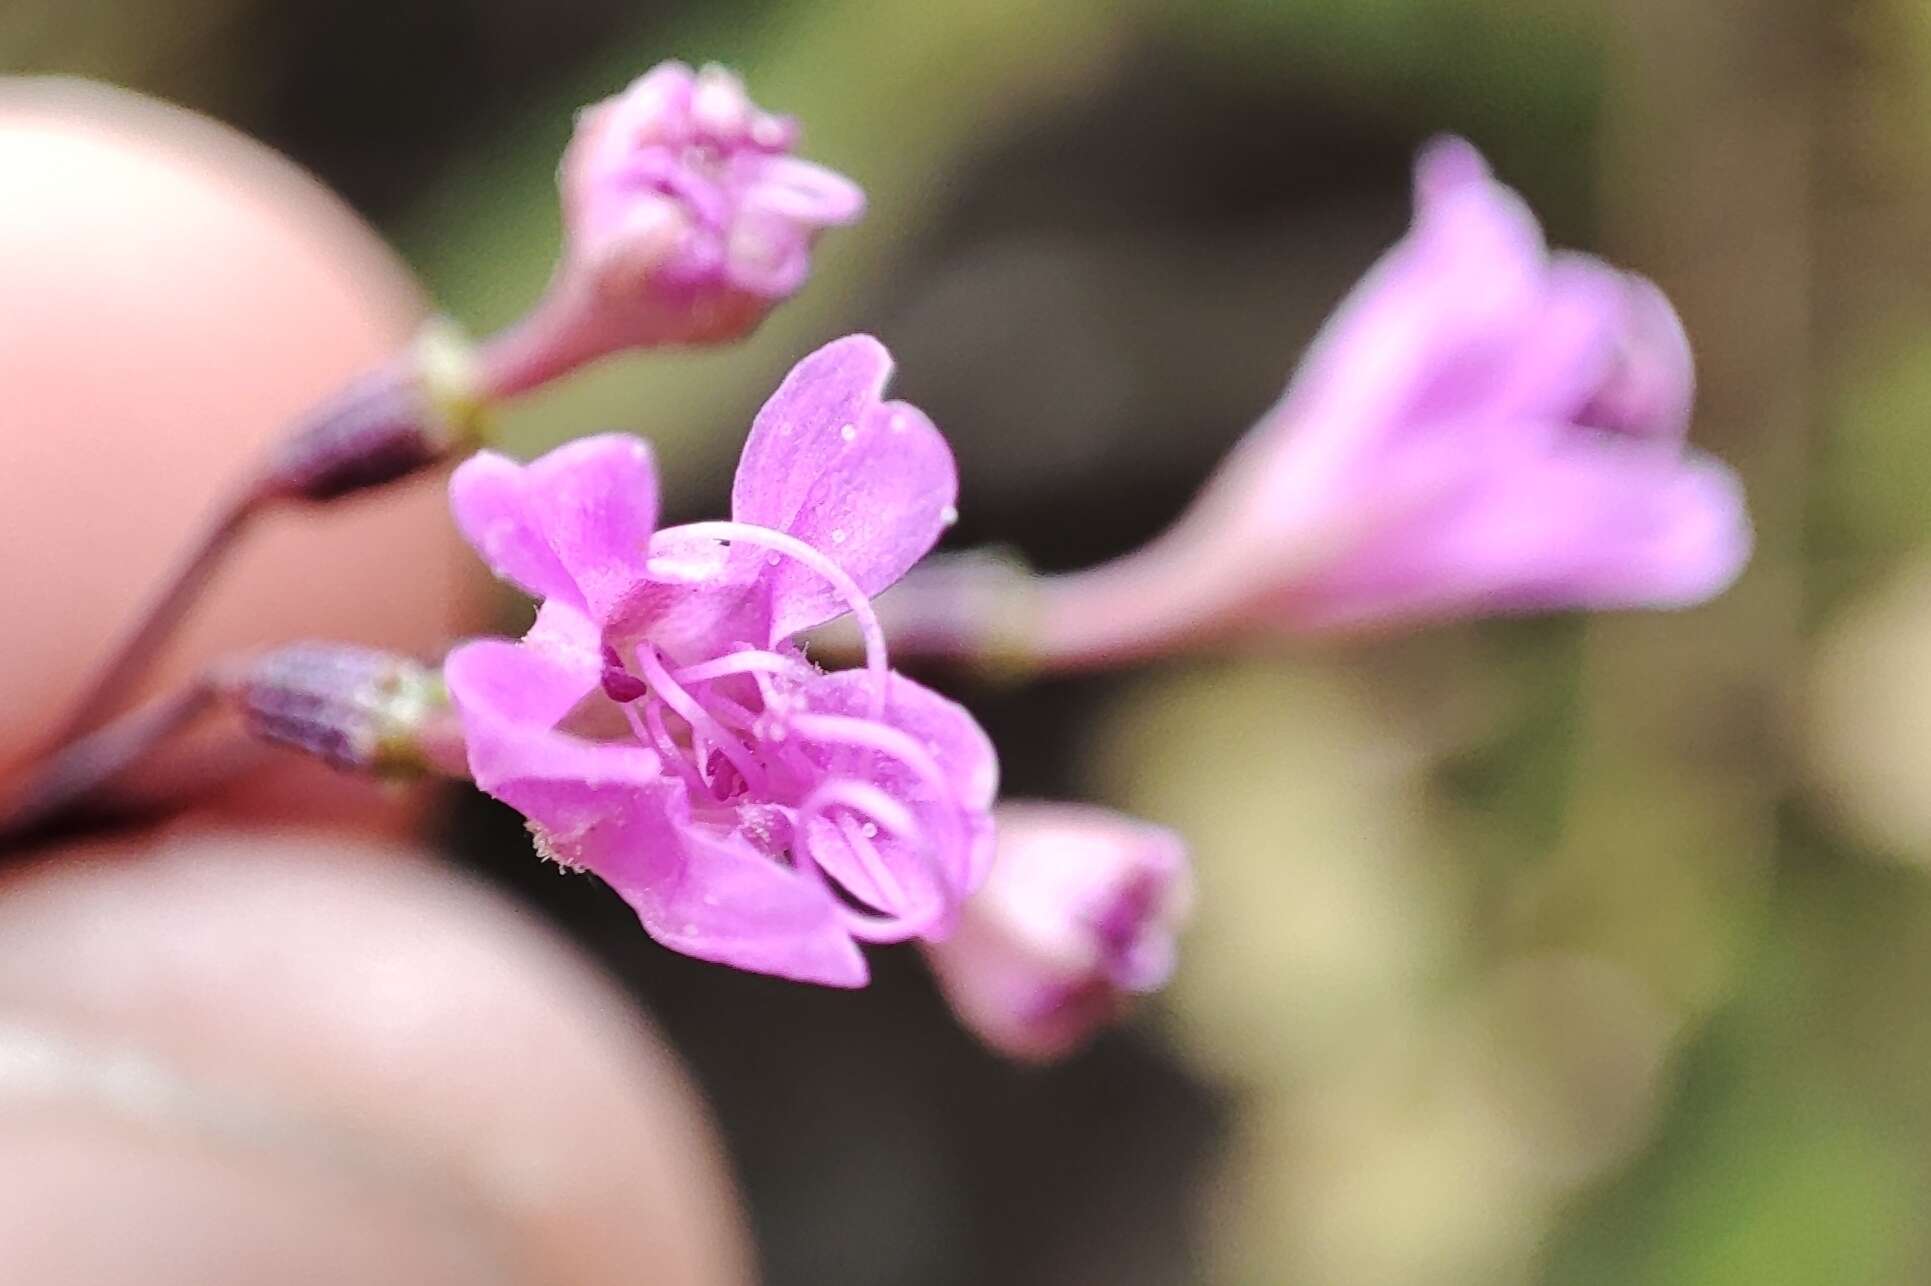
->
{"left": 923, "top": 803, "right": 1191, "bottom": 1062}
{"left": 891, "top": 136, "right": 1750, "bottom": 669}
{"left": 478, "top": 62, "right": 865, "bottom": 397}
{"left": 444, "top": 336, "right": 994, "bottom": 987}
{"left": 1235, "top": 137, "right": 1749, "bottom": 632}
{"left": 566, "top": 62, "right": 862, "bottom": 301}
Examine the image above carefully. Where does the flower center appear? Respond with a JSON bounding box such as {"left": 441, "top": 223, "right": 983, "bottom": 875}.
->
{"left": 600, "top": 522, "right": 962, "bottom": 942}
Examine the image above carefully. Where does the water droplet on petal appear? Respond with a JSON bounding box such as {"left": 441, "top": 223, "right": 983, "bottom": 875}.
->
{"left": 940, "top": 504, "right": 959, "bottom": 527}
{"left": 766, "top": 552, "right": 781, "bottom": 565}
{"left": 838, "top": 423, "right": 857, "bottom": 443}
{"left": 830, "top": 529, "right": 847, "bottom": 544}
{"left": 860, "top": 821, "right": 878, "bottom": 839}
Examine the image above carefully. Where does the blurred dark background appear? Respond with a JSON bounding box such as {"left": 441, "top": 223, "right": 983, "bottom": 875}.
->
{"left": 16, "top": 0, "right": 1931, "bottom": 1281}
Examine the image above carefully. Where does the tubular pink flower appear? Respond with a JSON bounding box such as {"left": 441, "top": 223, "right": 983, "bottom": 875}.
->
{"left": 923, "top": 803, "right": 1192, "bottom": 1062}
{"left": 479, "top": 62, "right": 865, "bottom": 396}
{"left": 881, "top": 137, "right": 1753, "bottom": 670}
{"left": 444, "top": 336, "right": 991, "bottom": 986}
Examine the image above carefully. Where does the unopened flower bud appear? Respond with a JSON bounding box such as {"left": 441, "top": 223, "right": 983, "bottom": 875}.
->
{"left": 258, "top": 318, "right": 489, "bottom": 503}
{"left": 477, "top": 61, "right": 864, "bottom": 397}
{"left": 923, "top": 803, "right": 1191, "bottom": 1062}
{"left": 225, "top": 643, "right": 464, "bottom": 778}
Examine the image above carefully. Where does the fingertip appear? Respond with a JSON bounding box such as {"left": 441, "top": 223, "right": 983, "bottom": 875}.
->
{"left": 0, "top": 80, "right": 489, "bottom": 835}
{"left": 0, "top": 829, "right": 753, "bottom": 1285}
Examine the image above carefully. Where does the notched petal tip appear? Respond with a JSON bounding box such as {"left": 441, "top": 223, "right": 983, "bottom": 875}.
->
{"left": 537, "top": 427, "right": 658, "bottom": 471}
{"left": 797, "top": 332, "right": 896, "bottom": 392}
{"left": 449, "top": 449, "right": 578, "bottom": 605}
{"left": 732, "top": 332, "right": 895, "bottom": 519}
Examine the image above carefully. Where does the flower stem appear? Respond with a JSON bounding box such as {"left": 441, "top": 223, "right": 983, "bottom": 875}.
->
{"left": 0, "top": 677, "right": 220, "bottom": 848}
{"left": 34, "top": 320, "right": 488, "bottom": 762}
{"left": 38, "top": 488, "right": 267, "bottom": 754}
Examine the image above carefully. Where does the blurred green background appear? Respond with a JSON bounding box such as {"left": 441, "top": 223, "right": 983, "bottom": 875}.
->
{"left": 15, "top": 0, "right": 1931, "bottom": 1281}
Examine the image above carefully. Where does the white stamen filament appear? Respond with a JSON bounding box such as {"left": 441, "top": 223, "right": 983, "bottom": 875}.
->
{"left": 634, "top": 645, "right": 767, "bottom": 796}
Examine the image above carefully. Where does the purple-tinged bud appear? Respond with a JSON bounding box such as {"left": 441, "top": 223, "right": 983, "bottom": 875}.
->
{"left": 923, "top": 803, "right": 1191, "bottom": 1062}
{"left": 258, "top": 318, "right": 489, "bottom": 503}
{"left": 225, "top": 643, "right": 464, "bottom": 778}
{"left": 477, "top": 61, "right": 864, "bottom": 398}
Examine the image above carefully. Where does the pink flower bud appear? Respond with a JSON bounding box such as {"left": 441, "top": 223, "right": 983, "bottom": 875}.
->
{"left": 479, "top": 62, "right": 864, "bottom": 398}
{"left": 923, "top": 803, "right": 1191, "bottom": 1062}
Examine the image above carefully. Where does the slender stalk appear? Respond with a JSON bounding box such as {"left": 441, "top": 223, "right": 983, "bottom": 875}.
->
{"left": 0, "top": 678, "right": 220, "bottom": 847}
{"left": 34, "top": 321, "right": 480, "bottom": 760}
{"left": 37, "top": 487, "right": 266, "bottom": 753}
{"left": 472, "top": 283, "right": 613, "bottom": 401}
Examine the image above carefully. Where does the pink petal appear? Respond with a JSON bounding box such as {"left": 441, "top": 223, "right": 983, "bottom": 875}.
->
{"left": 445, "top": 644, "right": 663, "bottom": 871}
{"left": 595, "top": 62, "right": 697, "bottom": 154}
{"left": 796, "top": 669, "right": 999, "bottom": 905}
{"left": 606, "top": 790, "right": 870, "bottom": 987}
{"left": 444, "top": 615, "right": 603, "bottom": 777}
{"left": 1579, "top": 273, "right": 1696, "bottom": 444}
{"left": 722, "top": 206, "right": 812, "bottom": 297}
{"left": 1274, "top": 144, "right": 1548, "bottom": 459}
{"left": 1283, "top": 426, "right": 1752, "bottom": 628}
{"left": 563, "top": 63, "right": 697, "bottom": 224}
{"left": 448, "top": 434, "right": 660, "bottom": 624}
{"left": 733, "top": 336, "right": 958, "bottom": 640}
{"left": 449, "top": 450, "right": 577, "bottom": 605}
{"left": 607, "top": 574, "right": 769, "bottom": 665}
{"left": 603, "top": 531, "right": 772, "bottom": 663}
{"left": 741, "top": 155, "right": 866, "bottom": 226}
{"left": 690, "top": 64, "right": 755, "bottom": 143}
{"left": 804, "top": 671, "right": 999, "bottom": 809}
{"left": 446, "top": 621, "right": 866, "bottom": 987}
{"left": 1549, "top": 449, "right": 1749, "bottom": 608}
{"left": 487, "top": 741, "right": 865, "bottom": 987}
{"left": 522, "top": 433, "right": 660, "bottom": 624}
{"left": 1463, "top": 252, "right": 1625, "bottom": 426}
{"left": 1413, "top": 134, "right": 1492, "bottom": 206}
